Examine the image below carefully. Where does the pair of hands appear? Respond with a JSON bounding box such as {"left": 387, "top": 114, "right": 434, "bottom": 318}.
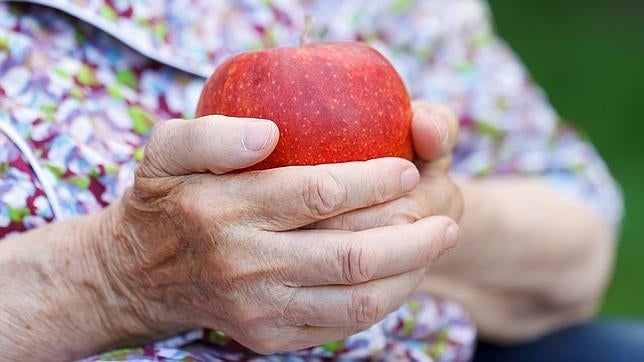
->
{"left": 98, "top": 101, "right": 463, "bottom": 354}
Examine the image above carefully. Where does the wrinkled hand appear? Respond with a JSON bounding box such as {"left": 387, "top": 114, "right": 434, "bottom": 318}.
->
{"left": 314, "top": 101, "right": 463, "bottom": 231}
{"left": 97, "top": 115, "right": 459, "bottom": 354}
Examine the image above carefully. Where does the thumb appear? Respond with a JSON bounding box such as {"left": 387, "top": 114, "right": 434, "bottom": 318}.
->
{"left": 138, "top": 115, "right": 279, "bottom": 177}
{"left": 412, "top": 101, "right": 460, "bottom": 163}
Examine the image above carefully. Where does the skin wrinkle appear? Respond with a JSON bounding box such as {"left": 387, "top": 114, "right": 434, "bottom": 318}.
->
{"left": 55, "top": 222, "right": 118, "bottom": 351}
{"left": 274, "top": 283, "right": 301, "bottom": 326}
{"left": 141, "top": 122, "right": 180, "bottom": 178}
{"left": 309, "top": 101, "right": 610, "bottom": 343}
{"left": 0, "top": 9, "right": 476, "bottom": 358}
{"left": 5, "top": 100, "right": 541, "bottom": 358}
{"left": 1, "top": 273, "right": 37, "bottom": 354}
{"left": 307, "top": 169, "right": 347, "bottom": 219}
{"left": 97, "top": 217, "right": 162, "bottom": 341}
{"left": 0, "top": 0, "right": 610, "bottom": 346}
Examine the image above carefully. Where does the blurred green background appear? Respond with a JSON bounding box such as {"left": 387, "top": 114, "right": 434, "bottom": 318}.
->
{"left": 487, "top": 1, "right": 644, "bottom": 316}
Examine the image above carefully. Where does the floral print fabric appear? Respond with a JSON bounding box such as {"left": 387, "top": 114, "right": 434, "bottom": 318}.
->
{"left": 84, "top": 294, "right": 474, "bottom": 362}
{"left": 0, "top": 0, "right": 622, "bottom": 361}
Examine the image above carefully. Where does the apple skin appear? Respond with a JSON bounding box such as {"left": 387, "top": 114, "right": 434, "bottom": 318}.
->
{"left": 196, "top": 42, "right": 413, "bottom": 171}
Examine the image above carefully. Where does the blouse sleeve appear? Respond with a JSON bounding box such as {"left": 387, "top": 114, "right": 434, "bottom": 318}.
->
{"left": 0, "top": 126, "right": 55, "bottom": 239}
{"left": 382, "top": 0, "right": 623, "bottom": 227}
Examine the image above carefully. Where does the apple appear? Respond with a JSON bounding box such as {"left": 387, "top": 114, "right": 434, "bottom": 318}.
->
{"left": 195, "top": 41, "right": 413, "bottom": 170}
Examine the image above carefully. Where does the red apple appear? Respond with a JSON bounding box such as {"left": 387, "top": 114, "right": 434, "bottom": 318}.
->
{"left": 196, "top": 41, "right": 413, "bottom": 170}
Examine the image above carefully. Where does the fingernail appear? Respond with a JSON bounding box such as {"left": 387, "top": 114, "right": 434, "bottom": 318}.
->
{"left": 242, "top": 121, "right": 274, "bottom": 151}
{"left": 432, "top": 116, "right": 449, "bottom": 146}
{"left": 400, "top": 167, "right": 420, "bottom": 192}
{"left": 444, "top": 224, "right": 460, "bottom": 248}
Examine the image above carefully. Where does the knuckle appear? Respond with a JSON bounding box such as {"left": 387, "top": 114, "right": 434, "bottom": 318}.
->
{"left": 331, "top": 213, "right": 354, "bottom": 230}
{"left": 340, "top": 241, "right": 376, "bottom": 284}
{"left": 388, "top": 199, "right": 426, "bottom": 226}
{"left": 375, "top": 176, "right": 390, "bottom": 203}
{"left": 364, "top": 166, "right": 388, "bottom": 203}
{"left": 181, "top": 121, "right": 203, "bottom": 153}
{"left": 302, "top": 169, "right": 347, "bottom": 218}
{"left": 148, "top": 118, "right": 172, "bottom": 142}
{"left": 148, "top": 119, "right": 179, "bottom": 153}
{"left": 176, "top": 188, "right": 201, "bottom": 219}
{"left": 131, "top": 167, "right": 158, "bottom": 197}
{"left": 279, "top": 289, "right": 304, "bottom": 325}
{"left": 163, "top": 182, "right": 212, "bottom": 228}
{"left": 349, "top": 286, "right": 385, "bottom": 324}
{"left": 389, "top": 212, "right": 420, "bottom": 225}
{"left": 138, "top": 119, "right": 181, "bottom": 177}
{"left": 325, "top": 212, "right": 361, "bottom": 231}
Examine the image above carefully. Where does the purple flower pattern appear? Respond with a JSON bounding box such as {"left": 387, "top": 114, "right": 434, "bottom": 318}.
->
{"left": 0, "top": 0, "right": 622, "bottom": 361}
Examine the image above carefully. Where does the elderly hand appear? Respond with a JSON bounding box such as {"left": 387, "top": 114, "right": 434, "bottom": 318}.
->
{"left": 314, "top": 101, "right": 463, "bottom": 231}
{"left": 95, "top": 114, "right": 460, "bottom": 354}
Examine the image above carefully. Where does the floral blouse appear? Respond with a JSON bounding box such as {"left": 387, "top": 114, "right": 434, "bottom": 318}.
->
{"left": 0, "top": 0, "right": 622, "bottom": 361}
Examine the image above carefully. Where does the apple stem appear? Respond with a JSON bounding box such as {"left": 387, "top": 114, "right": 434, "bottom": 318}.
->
{"left": 300, "top": 15, "right": 313, "bottom": 46}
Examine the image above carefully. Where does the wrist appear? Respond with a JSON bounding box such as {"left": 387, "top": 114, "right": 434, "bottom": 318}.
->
{"left": 0, "top": 205, "right": 145, "bottom": 359}
{"left": 55, "top": 203, "right": 167, "bottom": 356}
{"left": 80, "top": 200, "right": 170, "bottom": 347}
{"left": 51, "top": 209, "right": 129, "bottom": 355}
{"left": 91, "top": 196, "right": 194, "bottom": 344}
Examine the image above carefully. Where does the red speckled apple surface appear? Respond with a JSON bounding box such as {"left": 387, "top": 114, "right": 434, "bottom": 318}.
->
{"left": 196, "top": 42, "right": 413, "bottom": 170}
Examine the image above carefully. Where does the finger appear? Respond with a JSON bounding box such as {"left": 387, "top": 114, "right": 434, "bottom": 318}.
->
{"left": 314, "top": 169, "right": 462, "bottom": 231}
{"left": 285, "top": 268, "right": 426, "bottom": 327}
{"left": 275, "top": 216, "right": 458, "bottom": 286}
{"left": 312, "top": 194, "right": 429, "bottom": 231}
{"left": 138, "top": 115, "right": 279, "bottom": 177}
{"left": 411, "top": 101, "right": 460, "bottom": 163}
{"left": 243, "top": 157, "right": 420, "bottom": 230}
